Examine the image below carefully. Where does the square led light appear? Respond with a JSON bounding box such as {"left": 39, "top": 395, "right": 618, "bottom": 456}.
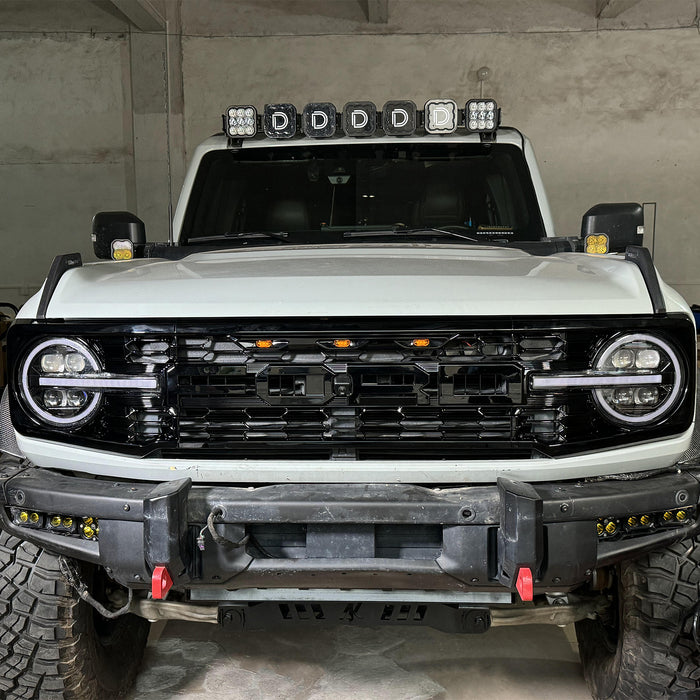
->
{"left": 111, "top": 239, "right": 133, "bottom": 261}
{"left": 585, "top": 233, "right": 609, "bottom": 255}
{"left": 263, "top": 103, "right": 297, "bottom": 138}
{"left": 302, "top": 102, "right": 337, "bottom": 138}
{"left": 382, "top": 100, "right": 417, "bottom": 136}
{"left": 424, "top": 99, "right": 458, "bottom": 134}
{"left": 226, "top": 105, "right": 257, "bottom": 137}
{"left": 465, "top": 99, "right": 499, "bottom": 133}
{"left": 342, "top": 101, "right": 377, "bottom": 137}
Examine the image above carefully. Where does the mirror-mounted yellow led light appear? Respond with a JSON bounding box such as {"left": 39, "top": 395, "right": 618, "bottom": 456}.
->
{"left": 640, "top": 514, "right": 651, "bottom": 525}
{"left": 411, "top": 338, "right": 431, "bottom": 348}
{"left": 19, "top": 511, "right": 28, "bottom": 523}
{"left": 596, "top": 522, "right": 604, "bottom": 535}
{"left": 663, "top": 511, "right": 674, "bottom": 522}
{"left": 255, "top": 339, "right": 273, "bottom": 349}
{"left": 62, "top": 517, "right": 73, "bottom": 528}
{"left": 605, "top": 521, "right": 617, "bottom": 534}
{"left": 82, "top": 524, "right": 95, "bottom": 539}
{"left": 29, "top": 512, "right": 40, "bottom": 523}
{"left": 111, "top": 239, "right": 133, "bottom": 261}
{"left": 676, "top": 510, "right": 687, "bottom": 521}
{"left": 50, "top": 516, "right": 61, "bottom": 527}
{"left": 627, "top": 516, "right": 638, "bottom": 527}
{"left": 333, "top": 339, "right": 353, "bottom": 348}
{"left": 585, "top": 234, "right": 609, "bottom": 255}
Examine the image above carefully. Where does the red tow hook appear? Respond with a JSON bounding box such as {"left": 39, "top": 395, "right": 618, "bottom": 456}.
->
{"left": 515, "top": 567, "right": 534, "bottom": 602}
{"left": 151, "top": 566, "right": 173, "bottom": 600}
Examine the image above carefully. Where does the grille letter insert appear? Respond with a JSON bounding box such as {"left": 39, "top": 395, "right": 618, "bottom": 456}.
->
{"left": 257, "top": 366, "right": 334, "bottom": 405}
{"left": 440, "top": 365, "right": 522, "bottom": 405}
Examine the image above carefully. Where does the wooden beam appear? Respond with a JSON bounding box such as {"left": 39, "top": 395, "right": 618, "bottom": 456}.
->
{"left": 108, "top": 0, "right": 165, "bottom": 31}
{"left": 596, "top": 0, "right": 642, "bottom": 19}
{"left": 362, "top": 0, "right": 389, "bottom": 24}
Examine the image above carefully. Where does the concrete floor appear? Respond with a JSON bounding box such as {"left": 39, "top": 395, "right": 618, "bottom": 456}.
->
{"left": 126, "top": 620, "right": 591, "bottom": 700}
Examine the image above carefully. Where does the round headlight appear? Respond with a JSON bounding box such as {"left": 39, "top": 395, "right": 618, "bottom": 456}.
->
{"left": 593, "top": 333, "right": 683, "bottom": 425}
{"left": 19, "top": 338, "right": 102, "bottom": 427}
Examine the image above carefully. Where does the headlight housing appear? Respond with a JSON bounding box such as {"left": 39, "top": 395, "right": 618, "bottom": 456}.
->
{"left": 19, "top": 338, "right": 102, "bottom": 427}
{"left": 593, "top": 333, "right": 683, "bottom": 425}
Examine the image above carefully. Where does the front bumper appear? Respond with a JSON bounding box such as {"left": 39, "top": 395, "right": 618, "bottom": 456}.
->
{"left": 0, "top": 457, "right": 698, "bottom": 598}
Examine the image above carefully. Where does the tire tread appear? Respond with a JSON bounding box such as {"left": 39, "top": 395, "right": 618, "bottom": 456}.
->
{"left": 0, "top": 530, "right": 146, "bottom": 699}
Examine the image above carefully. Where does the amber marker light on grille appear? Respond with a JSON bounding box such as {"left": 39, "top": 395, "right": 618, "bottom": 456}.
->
{"left": 585, "top": 234, "right": 609, "bottom": 255}
{"left": 411, "top": 338, "right": 431, "bottom": 347}
{"left": 255, "top": 339, "right": 273, "bottom": 348}
{"left": 333, "top": 339, "right": 353, "bottom": 348}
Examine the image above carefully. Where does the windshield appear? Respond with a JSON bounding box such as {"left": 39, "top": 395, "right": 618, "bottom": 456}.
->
{"left": 181, "top": 142, "right": 546, "bottom": 245}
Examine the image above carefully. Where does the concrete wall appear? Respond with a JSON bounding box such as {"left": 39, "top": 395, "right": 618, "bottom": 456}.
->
{"left": 0, "top": 1, "right": 173, "bottom": 307}
{"left": 2, "top": 0, "right": 700, "bottom": 307}
{"left": 0, "top": 30, "right": 129, "bottom": 306}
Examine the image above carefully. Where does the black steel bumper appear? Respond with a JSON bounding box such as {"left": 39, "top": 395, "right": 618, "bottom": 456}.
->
{"left": 0, "top": 456, "right": 699, "bottom": 596}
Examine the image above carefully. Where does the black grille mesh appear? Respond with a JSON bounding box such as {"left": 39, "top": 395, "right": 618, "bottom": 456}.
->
{"left": 168, "top": 331, "right": 568, "bottom": 455}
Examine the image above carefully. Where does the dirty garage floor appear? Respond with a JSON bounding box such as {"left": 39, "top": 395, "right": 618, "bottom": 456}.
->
{"left": 126, "top": 621, "right": 590, "bottom": 699}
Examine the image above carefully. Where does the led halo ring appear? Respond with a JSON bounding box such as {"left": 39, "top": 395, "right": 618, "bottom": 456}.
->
{"left": 593, "top": 333, "right": 683, "bottom": 425}
{"left": 20, "top": 338, "right": 102, "bottom": 427}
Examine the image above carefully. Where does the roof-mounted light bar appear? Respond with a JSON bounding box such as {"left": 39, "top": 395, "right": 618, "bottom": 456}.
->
{"left": 466, "top": 99, "right": 498, "bottom": 134}
{"left": 222, "top": 98, "right": 500, "bottom": 141}
{"left": 424, "top": 99, "right": 458, "bottom": 134}
{"left": 263, "top": 103, "right": 297, "bottom": 139}
{"left": 342, "top": 101, "right": 377, "bottom": 137}
{"left": 225, "top": 105, "right": 257, "bottom": 138}
{"left": 382, "top": 100, "right": 417, "bottom": 136}
{"left": 302, "top": 102, "right": 337, "bottom": 138}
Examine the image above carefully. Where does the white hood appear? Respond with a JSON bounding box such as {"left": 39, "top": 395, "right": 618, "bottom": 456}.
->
{"left": 24, "top": 244, "right": 657, "bottom": 319}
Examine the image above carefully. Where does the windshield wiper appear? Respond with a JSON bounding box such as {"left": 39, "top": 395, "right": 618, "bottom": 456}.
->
{"left": 188, "top": 231, "right": 291, "bottom": 244}
{"left": 343, "top": 227, "right": 492, "bottom": 244}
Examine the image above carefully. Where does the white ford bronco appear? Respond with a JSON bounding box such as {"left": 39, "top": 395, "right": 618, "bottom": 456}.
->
{"left": 0, "top": 99, "right": 698, "bottom": 699}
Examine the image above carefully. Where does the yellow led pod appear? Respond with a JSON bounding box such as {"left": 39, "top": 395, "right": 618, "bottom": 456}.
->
{"left": 585, "top": 234, "right": 609, "bottom": 255}
{"left": 111, "top": 239, "right": 133, "bottom": 261}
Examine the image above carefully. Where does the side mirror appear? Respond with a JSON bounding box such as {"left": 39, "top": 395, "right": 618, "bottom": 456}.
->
{"left": 92, "top": 211, "right": 146, "bottom": 260}
{"left": 581, "top": 203, "right": 643, "bottom": 253}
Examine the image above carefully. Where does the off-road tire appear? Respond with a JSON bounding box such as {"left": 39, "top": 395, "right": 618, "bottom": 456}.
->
{"left": 0, "top": 530, "right": 150, "bottom": 699}
{"left": 577, "top": 537, "right": 700, "bottom": 699}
